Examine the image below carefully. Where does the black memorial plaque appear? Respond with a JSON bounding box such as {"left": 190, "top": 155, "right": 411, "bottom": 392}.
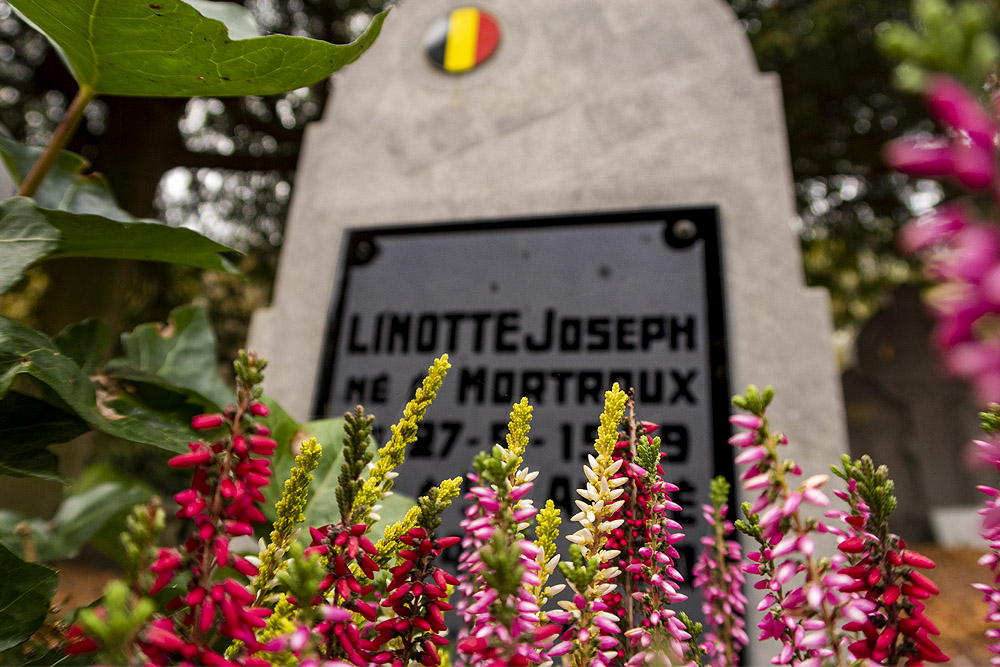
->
{"left": 315, "top": 208, "right": 733, "bottom": 599}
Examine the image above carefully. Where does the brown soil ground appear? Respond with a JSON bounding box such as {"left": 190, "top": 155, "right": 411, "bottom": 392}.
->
{"left": 51, "top": 559, "right": 122, "bottom": 617}
{"left": 52, "top": 546, "right": 1000, "bottom": 665}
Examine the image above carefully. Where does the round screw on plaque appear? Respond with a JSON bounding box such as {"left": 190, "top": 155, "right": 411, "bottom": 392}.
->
{"left": 673, "top": 219, "right": 697, "bottom": 239}
{"left": 354, "top": 239, "right": 374, "bottom": 263}
{"left": 664, "top": 218, "right": 699, "bottom": 249}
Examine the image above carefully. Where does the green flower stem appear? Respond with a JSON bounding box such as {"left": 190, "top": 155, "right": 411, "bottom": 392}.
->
{"left": 16, "top": 85, "right": 96, "bottom": 198}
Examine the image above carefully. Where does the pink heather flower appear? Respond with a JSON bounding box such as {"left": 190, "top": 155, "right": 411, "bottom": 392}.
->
{"left": 898, "top": 204, "right": 966, "bottom": 254}
{"left": 889, "top": 76, "right": 1000, "bottom": 405}
{"left": 692, "top": 499, "right": 748, "bottom": 665}
{"left": 977, "top": 435, "right": 1000, "bottom": 666}
{"left": 729, "top": 404, "right": 859, "bottom": 664}
{"left": 191, "top": 413, "right": 225, "bottom": 430}
{"left": 885, "top": 74, "right": 999, "bottom": 190}
{"left": 729, "top": 414, "right": 763, "bottom": 430}
{"left": 600, "top": 423, "right": 690, "bottom": 666}
{"left": 168, "top": 445, "right": 213, "bottom": 469}
{"left": 456, "top": 453, "right": 554, "bottom": 667}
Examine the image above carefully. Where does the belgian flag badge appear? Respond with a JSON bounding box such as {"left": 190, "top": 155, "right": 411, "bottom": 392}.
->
{"left": 425, "top": 8, "right": 501, "bottom": 74}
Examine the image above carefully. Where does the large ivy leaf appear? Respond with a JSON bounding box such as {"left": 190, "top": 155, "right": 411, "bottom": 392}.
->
{"left": 111, "top": 305, "right": 234, "bottom": 410}
{"left": 0, "top": 482, "right": 150, "bottom": 562}
{"left": 7, "top": 0, "right": 388, "bottom": 98}
{"left": 0, "top": 315, "right": 197, "bottom": 453}
{"left": 0, "top": 197, "right": 239, "bottom": 293}
{"left": 0, "top": 542, "right": 57, "bottom": 652}
{"left": 0, "top": 393, "right": 87, "bottom": 482}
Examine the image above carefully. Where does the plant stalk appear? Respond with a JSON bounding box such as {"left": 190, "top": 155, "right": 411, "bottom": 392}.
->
{"left": 16, "top": 85, "right": 96, "bottom": 198}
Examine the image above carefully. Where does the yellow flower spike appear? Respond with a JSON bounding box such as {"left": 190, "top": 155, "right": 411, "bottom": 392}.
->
{"left": 371, "top": 477, "right": 462, "bottom": 570}
{"left": 241, "top": 595, "right": 298, "bottom": 665}
{"left": 435, "top": 476, "right": 464, "bottom": 507}
{"left": 561, "top": 381, "right": 630, "bottom": 650}
{"left": 373, "top": 505, "right": 421, "bottom": 569}
{"left": 594, "top": 383, "right": 627, "bottom": 464}
{"left": 532, "top": 499, "right": 562, "bottom": 611}
{"left": 505, "top": 397, "right": 533, "bottom": 474}
{"left": 534, "top": 499, "right": 561, "bottom": 564}
{"left": 253, "top": 437, "right": 322, "bottom": 606}
{"left": 355, "top": 355, "right": 450, "bottom": 522}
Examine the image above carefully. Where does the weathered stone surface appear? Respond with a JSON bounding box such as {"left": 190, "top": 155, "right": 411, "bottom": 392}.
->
{"left": 844, "top": 284, "right": 989, "bottom": 542}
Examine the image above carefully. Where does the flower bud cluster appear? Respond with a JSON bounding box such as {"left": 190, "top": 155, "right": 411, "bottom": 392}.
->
{"left": 975, "top": 435, "right": 1000, "bottom": 664}
{"left": 550, "top": 384, "right": 629, "bottom": 667}
{"left": 456, "top": 426, "right": 559, "bottom": 666}
{"left": 144, "top": 396, "right": 277, "bottom": 665}
{"left": 372, "top": 526, "right": 459, "bottom": 666}
{"left": 836, "top": 536, "right": 946, "bottom": 663}
{"left": 730, "top": 388, "right": 853, "bottom": 666}
{"left": 621, "top": 432, "right": 691, "bottom": 666}
{"left": 825, "top": 455, "right": 948, "bottom": 665}
{"left": 691, "top": 476, "right": 748, "bottom": 666}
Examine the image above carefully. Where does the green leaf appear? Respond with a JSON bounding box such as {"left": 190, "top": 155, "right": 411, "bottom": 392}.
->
{"left": 0, "top": 197, "right": 239, "bottom": 293}
{"left": 0, "top": 198, "right": 60, "bottom": 295}
{"left": 59, "top": 173, "right": 136, "bottom": 222}
{"left": 0, "top": 393, "right": 87, "bottom": 482}
{"left": 0, "top": 482, "right": 150, "bottom": 563}
{"left": 0, "top": 542, "right": 57, "bottom": 652}
{"left": 257, "top": 396, "right": 301, "bottom": 457}
{"left": 38, "top": 201, "right": 239, "bottom": 271}
{"left": 8, "top": 0, "right": 388, "bottom": 97}
{"left": 112, "top": 305, "right": 234, "bottom": 410}
{"left": 0, "top": 136, "right": 90, "bottom": 211}
{"left": 48, "top": 482, "right": 150, "bottom": 560}
{"left": 0, "top": 315, "right": 197, "bottom": 453}
{"left": 65, "top": 465, "right": 155, "bottom": 562}
{"left": 53, "top": 319, "right": 111, "bottom": 375}
{"left": 0, "top": 136, "right": 135, "bottom": 222}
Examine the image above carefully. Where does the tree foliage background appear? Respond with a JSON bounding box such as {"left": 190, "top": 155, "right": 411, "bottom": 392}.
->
{"left": 1, "top": 0, "right": 992, "bottom": 360}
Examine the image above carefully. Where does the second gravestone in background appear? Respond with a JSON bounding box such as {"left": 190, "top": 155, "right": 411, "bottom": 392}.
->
{"left": 249, "top": 0, "right": 849, "bottom": 638}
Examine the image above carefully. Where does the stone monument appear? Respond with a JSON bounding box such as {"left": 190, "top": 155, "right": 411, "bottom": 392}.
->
{"left": 249, "top": 0, "right": 849, "bottom": 646}
{"left": 843, "top": 284, "right": 989, "bottom": 544}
